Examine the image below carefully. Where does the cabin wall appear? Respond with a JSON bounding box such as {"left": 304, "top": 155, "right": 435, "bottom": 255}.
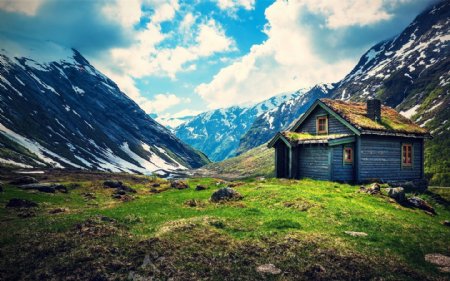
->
{"left": 294, "top": 107, "right": 353, "bottom": 135}
{"left": 331, "top": 144, "right": 354, "bottom": 182}
{"left": 298, "top": 144, "right": 330, "bottom": 180}
{"left": 359, "top": 136, "right": 423, "bottom": 182}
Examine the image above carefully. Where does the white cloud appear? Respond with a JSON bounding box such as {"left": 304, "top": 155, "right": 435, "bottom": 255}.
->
{"left": 141, "top": 93, "right": 182, "bottom": 114}
{"left": 300, "top": 0, "right": 394, "bottom": 29}
{"left": 216, "top": 0, "right": 255, "bottom": 11}
{"left": 195, "top": 0, "right": 405, "bottom": 109}
{"left": 0, "top": 0, "right": 45, "bottom": 16}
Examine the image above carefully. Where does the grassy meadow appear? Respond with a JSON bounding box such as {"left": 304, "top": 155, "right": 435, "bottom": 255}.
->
{"left": 0, "top": 171, "right": 449, "bottom": 280}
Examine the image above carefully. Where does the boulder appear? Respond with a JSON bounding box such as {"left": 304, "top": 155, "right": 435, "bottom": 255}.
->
{"left": 360, "top": 183, "right": 381, "bottom": 195}
{"left": 344, "top": 231, "right": 368, "bottom": 237}
{"left": 9, "top": 176, "right": 38, "bottom": 185}
{"left": 211, "top": 187, "right": 243, "bottom": 202}
{"left": 117, "top": 185, "right": 136, "bottom": 193}
{"left": 170, "top": 180, "right": 189, "bottom": 190}
{"left": 6, "top": 198, "right": 38, "bottom": 208}
{"left": 49, "top": 208, "right": 67, "bottom": 214}
{"left": 18, "top": 183, "right": 68, "bottom": 193}
{"left": 256, "top": 264, "right": 281, "bottom": 275}
{"left": 408, "top": 197, "right": 436, "bottom": 214}
{"left": 387, "top": 187, "right": 406, "bottom": 202}
{"left": 103, "top": 180, "right": 123, "bottom": 189}
{"left": 195, "top": 185, "right": 207, "bottom": 191}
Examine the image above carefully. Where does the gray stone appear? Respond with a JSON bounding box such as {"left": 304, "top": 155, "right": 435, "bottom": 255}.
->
{"left": 256, "top": 264, "right": 281, "bottom": 275}
{"left": 6, "top": 198, "right": 38, "bottom": 208}
{"left": 211, "top": 187, "right": 243, "bottom": 202}
{"left": 195, "top": 185, "right": 207, "bottom": 191}
{"left": 10, "top": 176, "right": 38, "bottom": 185}
{"left": 103, "top": 180, "right": 123, "bottom": 189}
{"left": 344, "top": 231, "right": 368, "bottom": 237}
{"left": 387, "top": 187, "right": 406, "bottom": 202}
{"left": 408, "top": 197, "right": 436, "bottom": 214}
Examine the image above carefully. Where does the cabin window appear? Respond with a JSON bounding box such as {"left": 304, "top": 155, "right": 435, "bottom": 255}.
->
{"left": 343, "top": 147, "right": 353, "bottom": 164}
{"left": 316, "top": 116, "right": 328, "bottom": 134}
{"left": 402, "top": 143, "right": 413, "bottom": 167}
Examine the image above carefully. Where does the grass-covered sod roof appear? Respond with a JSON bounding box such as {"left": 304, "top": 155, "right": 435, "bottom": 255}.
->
{"left": 320, "top": 99, "right": 428, "bottom": 135}
{"left": 282, "top": 132, "right": 351, "bottom": 143}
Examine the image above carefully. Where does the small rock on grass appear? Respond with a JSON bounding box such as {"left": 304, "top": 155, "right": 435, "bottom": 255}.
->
{"left": 49, "top": 207, "right": 68, "bottom": 214}
{"left": 443, "top": 220, "right": 450, "bottom": 227}
{"left": 407, "top": 197, "right": 436, "bottom": 215}
{"left": 6, "top": 198, "right": 38, "bottom": 208}
{"left": 256, "top": 264, "right": 281, "bottom": 275}
{"left": 211, "top": 187, "right": 243, "bottom": 202}
{"left": 170, "top": 180, "right": 189, "bottom": 189}
{"left": 195, "top": 185, "right": 207, "bottom": 191}
{"left": 425, "top": 253, "right": 450, "bottom": 272}
{"left": 386, "top": 187, "right": 406, "bottom": 203}
{"left": 344, "top": 231, "right": 368, "bottom": 237}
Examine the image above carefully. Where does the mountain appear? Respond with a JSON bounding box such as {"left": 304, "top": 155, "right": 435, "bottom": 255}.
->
{"left": 236, "top": 84, "right": 333, "bottom": 154}
{"left": 174, "top": 91, "right": 302, "bottom": 162}
{"left": 222, "top": 0, "right": 450, "bottom": 185}
{"left": 331, "top": 0, "right": 449, "bottom": 185}
{"left": 0, "top": 44, "right": 209, "bottom": 174}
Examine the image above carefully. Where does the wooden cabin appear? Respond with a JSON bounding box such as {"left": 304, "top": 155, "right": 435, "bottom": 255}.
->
{"left": 268, "top": 99, "right": 431, "bottom": 183}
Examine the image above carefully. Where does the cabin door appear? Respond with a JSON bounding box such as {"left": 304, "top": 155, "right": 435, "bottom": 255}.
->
{"left": 276, "top": 143, "right": 290, "bottom": 178}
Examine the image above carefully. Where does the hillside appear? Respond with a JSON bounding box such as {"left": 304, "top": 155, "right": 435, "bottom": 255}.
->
{"left": 1, "top": 171, "right": 449, "bottom": 279}
{"left": 0, "top": 44, "right": 208, "bottom": 174}
{"left": 174, "top": 91, "right": 302, "bottom": 162}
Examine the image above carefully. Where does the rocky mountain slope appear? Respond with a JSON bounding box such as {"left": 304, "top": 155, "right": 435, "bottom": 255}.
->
{"left": 174, "top": 91, "right": 303, "bottom": 161}
{"left": 0, "top": 44, "right": 209, "bottom": 174}
{"left": 236, "top": 84, "right": 333, "bottom": 155}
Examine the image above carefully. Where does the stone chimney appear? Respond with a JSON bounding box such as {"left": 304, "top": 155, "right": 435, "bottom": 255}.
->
{"left": 367, "top": 99, "right": 381, "bottom": 122}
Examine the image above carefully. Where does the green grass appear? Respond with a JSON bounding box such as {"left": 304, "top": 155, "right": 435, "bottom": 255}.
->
{"left": 0, "top": 175, "right": 449, "bottom": 279}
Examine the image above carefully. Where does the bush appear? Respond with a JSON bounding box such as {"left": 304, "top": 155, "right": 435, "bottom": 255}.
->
{"left": 429, "top": 172, "right": 450, "bottom": 187}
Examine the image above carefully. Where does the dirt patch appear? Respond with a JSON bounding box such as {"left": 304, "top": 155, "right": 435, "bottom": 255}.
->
{"left": 283, "top": 198, "right": 317, "bottom": 211}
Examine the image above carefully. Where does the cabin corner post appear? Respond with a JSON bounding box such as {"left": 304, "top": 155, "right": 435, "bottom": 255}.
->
{"left": 355, "top": 136, "right": 361, "bottom": 183}
{"left": 421, "top": 139, "right": 425, "bottom": 179}
{"left": 274, "top": 146, "right": 278, "bottom": 178}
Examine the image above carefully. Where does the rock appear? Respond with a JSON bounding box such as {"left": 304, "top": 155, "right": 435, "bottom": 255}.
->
{"left": 256, "top": 264, "right": 281, "bottom": 275}
{"left": 360, "top": 183, "right": 381, "bottom": 195}
{"left": 117, "top": 185, "right": 136, "bottom": 193}
{"left": 9, "top": 176, "right": 38, "bottom": 185}
{"left": 425, "top": 253, "right": 450, "bottom": 268}
{"left": 344, "top": 231, "right": 368, "bottom": 237}
{"left": 151, "top": 183, "right": 160, "bottom": 187}
{"left": 184, "top": 199, "right": 199, "bottom": 207}
{"left": 103, "top": 180, "right": 123, "bottom": 188}
{"left": 195, "top": 185, "right": 207, "bottom": 191}
{"left": 443, "top": 220, "right": 450, "bottom": 227}
{"left": 6, "top": 198, "right": 38, "bottom": 208}
{"left": 386, "top": 187, "right": 406, "bottom": 202}
{"left": 49, "top": 207, "right": 67, "bottom": 214}
{"left": 408, "top": 197, "right": 436, "bottom": 214}
{"left": 170, "top": 180, "right": 189, "bottom": 190}
{"left": 112, "top": 194, "right": 122, "bottom": 199}
{"left": 54, "top": 184, "right": 68, "bottom": 193}
{"left": 115, "top": 190, "right": 127, "bottom": 196}
{"left": 210, "top": 187, "right": 243, "bottom": 202}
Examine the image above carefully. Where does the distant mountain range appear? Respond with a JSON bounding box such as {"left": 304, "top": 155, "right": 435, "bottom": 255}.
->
{"left": 0, "top": 45, "right": 209, "bottom": 174}
{"left": 174, "top": 91, "right": 303, "bottom": 161}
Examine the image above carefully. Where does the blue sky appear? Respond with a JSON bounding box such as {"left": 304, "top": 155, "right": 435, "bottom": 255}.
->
{"left": 0, "top": 0, "right": 437, "bottom": 126}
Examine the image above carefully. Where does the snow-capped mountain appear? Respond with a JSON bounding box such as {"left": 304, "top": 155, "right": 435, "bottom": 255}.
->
{"left": 0, "top": 44, "right": 209, "bottom": 173}
{"left": 174, "top": 91, "right": 303, "bottom": 161}
{"left": 236, "top": 84, "right": 333, "bottom": 154}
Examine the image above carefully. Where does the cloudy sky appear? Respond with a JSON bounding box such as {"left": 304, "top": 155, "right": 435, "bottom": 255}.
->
{"left": 0, "top": 0, "right": 436, "bottom": 126}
